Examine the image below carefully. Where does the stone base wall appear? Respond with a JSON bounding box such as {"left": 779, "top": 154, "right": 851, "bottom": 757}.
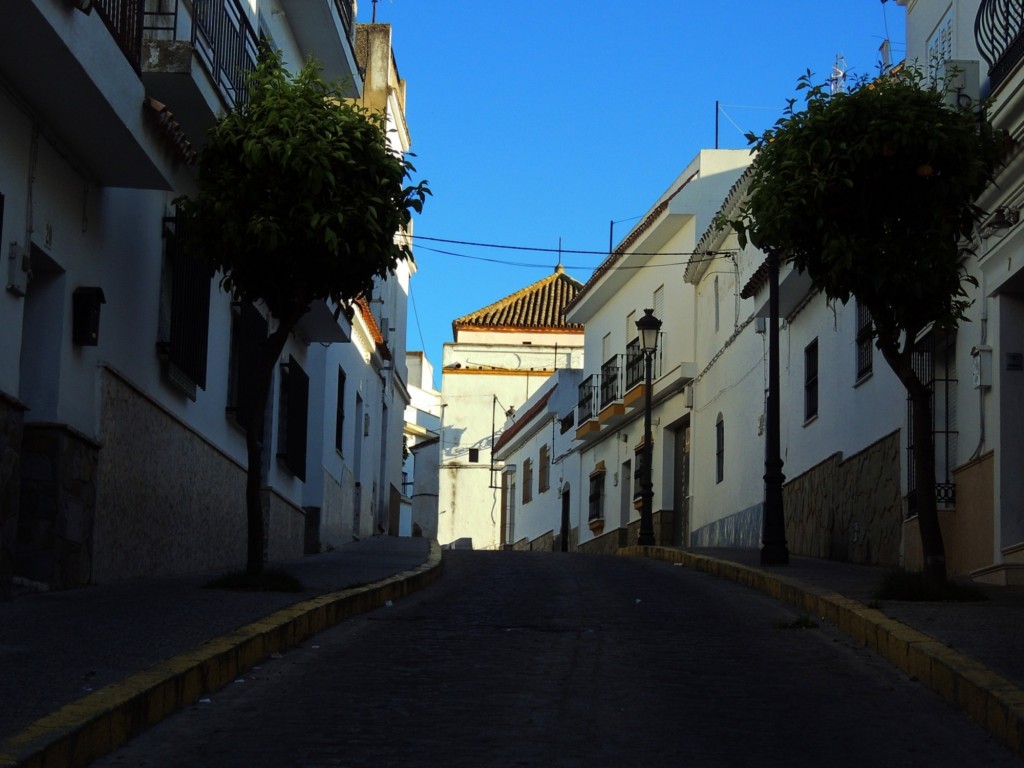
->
{"left": 0, "top": 395, "right": 25, "bottom": 599}
{"left": 320, "top": 465, "right": 355, "bottom": 551}
{"left": 18, "top": 423, "right": 98, "bottom": 589}
{"left": 93, "top": 369, "right": 248, "bottom": 583}
{"left": 691, "top": 504, "right": 762, "bottom": 549}
{"left": 263, "top": 487, "right": 305, "bottom": 563}
{"left": 784, "top": 430, "right": 902, "bottom": 566}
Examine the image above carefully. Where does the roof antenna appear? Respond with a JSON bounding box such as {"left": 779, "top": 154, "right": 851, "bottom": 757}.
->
{"left": 372, "top": 0, "right": 378, "bottom": 22}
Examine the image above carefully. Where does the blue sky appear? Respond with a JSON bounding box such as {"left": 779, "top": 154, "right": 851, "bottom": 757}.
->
{"left": 356, "top": 2, "right": 906, "bottom": 387}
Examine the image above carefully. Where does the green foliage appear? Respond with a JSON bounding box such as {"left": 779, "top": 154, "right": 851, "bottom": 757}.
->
{"left": 176, "top": 48, "right": 429, "bottom": 323}
{"left": 729, "top": 68, "right": 1010, "bottom": 342}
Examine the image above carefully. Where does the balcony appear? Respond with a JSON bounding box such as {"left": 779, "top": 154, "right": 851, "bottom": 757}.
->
{"left": 575, "top": 376, "right": 600, "bottom": 439}
{"left": 599, "top": 354, "right": 625, "bottom": 421}
{"left": 623, "top": 336, "right": 664, "bottom": 410}
{"left": 141, "top": 0, "right": 260, "bottom": 150}
{"left": 0, "top": 0, "right": 173, "bottom": 188}
{"left": 976, "top": 0, "right": 1024, "bottom": 93}
{"left": 280, "top": 0, "right": 361, "bottom": 91}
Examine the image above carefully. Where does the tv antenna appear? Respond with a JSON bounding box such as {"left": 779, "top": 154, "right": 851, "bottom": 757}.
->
{"left": 828, "top": 54, "right": 848, "bottom": 94}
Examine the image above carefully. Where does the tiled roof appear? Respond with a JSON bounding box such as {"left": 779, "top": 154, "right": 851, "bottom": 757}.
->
{"left": 452, "top": 265, "right": 584, "bottom": 335}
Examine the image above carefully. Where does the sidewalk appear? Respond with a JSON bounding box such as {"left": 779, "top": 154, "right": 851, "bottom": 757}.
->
{"left": 623, "top": 545, "right": 1024, "bottom": 759}
{"left": 0, "top": 536, "right": 441, "bottom": 768}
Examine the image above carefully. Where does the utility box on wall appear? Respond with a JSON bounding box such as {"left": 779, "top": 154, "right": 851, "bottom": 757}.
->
{"left": 72, "top": 287, "right": 105, "bottom": 346}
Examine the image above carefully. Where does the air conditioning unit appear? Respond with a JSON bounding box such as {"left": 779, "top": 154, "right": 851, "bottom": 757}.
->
{"left": 945, "top": 60, "right": 980, "bottom": 108}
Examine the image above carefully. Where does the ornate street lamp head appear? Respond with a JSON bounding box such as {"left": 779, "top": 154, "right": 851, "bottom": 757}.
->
{"left": 636, "top": 308, "right": 662, "bottom": 354}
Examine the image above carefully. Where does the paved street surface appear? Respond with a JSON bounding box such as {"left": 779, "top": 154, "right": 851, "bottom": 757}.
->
{"left": 91, "top": 550, "right": 1018, "bottom": 768}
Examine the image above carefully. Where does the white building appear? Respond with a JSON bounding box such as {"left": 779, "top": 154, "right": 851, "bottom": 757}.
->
{"left": 688, "top": 172, "right": 906, "bottom": 563}
{"left": 403, "top": 351, "right": 443, "bottom": 538}
{"left": 893, "top": 0, "right": 1024, "bottom": 583}
{"left": 437, "top": 266, "right": 584, "bottom": 550}
{"left": 0, "top": 2, "right": 420, "bottom": 593}
{"left": 492, "top": 368, "right": 584, "bottom": 550}
{"left": 564, "top": 150, "right": 751, "bottom": 553}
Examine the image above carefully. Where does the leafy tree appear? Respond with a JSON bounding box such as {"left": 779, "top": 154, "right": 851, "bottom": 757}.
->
{"left": 177, "top": 49, "right": 428, "bottom": 575}
{"left": 728, "top": 69, "right": 1010, "bottom": 588}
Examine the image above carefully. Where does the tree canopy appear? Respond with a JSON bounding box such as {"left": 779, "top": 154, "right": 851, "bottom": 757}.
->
{"left": 731, "top": 68, "right": 1009, "bottom": 345}
{"left": 178, "top": 48, "right": 428, "bottom": 327}
{"left": 175, "top": 49, "right": 428, "bottom": 575}
{"left": 726, "top": 67, "right": 1012, "bottom": 587}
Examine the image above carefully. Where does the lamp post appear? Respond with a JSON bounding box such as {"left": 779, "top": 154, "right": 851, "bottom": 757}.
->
{"left": 636, "top": 308, "right": 661, "bottom": 546}
{"left": 761, "top": 250, "right": 789, "bottom": 565}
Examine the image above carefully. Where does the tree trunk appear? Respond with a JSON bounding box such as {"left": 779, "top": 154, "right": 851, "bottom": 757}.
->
{"left": 244, "top": 318, "right": 296, "bottom": 576}
{"left": 908, "top": 380, "right": 948, "bottom": 588}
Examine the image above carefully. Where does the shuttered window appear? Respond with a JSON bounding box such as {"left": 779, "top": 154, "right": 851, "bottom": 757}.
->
{"left": 226, "top": 301, "right": 268, "bottom": 435}
{"left": 277, "top": 355, "right": 309, "bottom": 481}
{"left": 164, "top": 216, "right": 211, "bottom": 393}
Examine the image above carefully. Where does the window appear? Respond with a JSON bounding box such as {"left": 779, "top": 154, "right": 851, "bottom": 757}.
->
{"left": 468, "top": 448, "right": 480, "bottom": 463}
{"left": 588, "top": 468, "right": 605, "bottom": 521}
{"left": 715, "top": 414, "right": 724, "bottom": 484}
{"left": 559, "top": 411, "right": 575, "bottom": 434}
{"left": 277, "top": 355, "right": 309, "bottom": 481}
{"left": 804, "top": 339, "right": 819, "bottom": 422}
{"left": 522, "top": 458, "right": 533, "bottom": 504}
{"left": 601, "top": 332, "right": 611, "bottom": 364}
{"left": 856, "top": 302, "right": 873, "bottom": 380}
{"left": 907, "top": 332, "right": 958, "bottom": 516}
{"left": 653, "top": 285, "right": 664, "bottom": 322}
{"left": 626, "top": 310, "right": 636, "bottom": 345}
{"left": 226, "top": 301, "right": 268, "bottom": 433}
{"left": 633, "top": 445, "right": 645, "bottom": 503}
{"left": 159, "top": 215, "right": 211, "bottom": 398}
{"left": 539, "top": 444, "right": 550, "bottom": 492}
{"left": 335, "top": 367, "right": 346, "bottom": 453}
{"left": 927, "top": 8, "right": 954, "bottom": 84}
{"left": 714, "top": 275, "right": 720, "bottom": 333}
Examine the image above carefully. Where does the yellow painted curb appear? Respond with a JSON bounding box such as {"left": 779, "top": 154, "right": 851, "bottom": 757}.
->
{"left": 621, "top": 545, "right": 1024, "bottom": 760}
{"left": 0, "top": 541, "right": 443, "bottom": 768}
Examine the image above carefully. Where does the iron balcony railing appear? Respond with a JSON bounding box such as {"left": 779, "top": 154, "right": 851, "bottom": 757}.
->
{"left": 624, "top": 335, "right": 665, "bottom": 391}
{"left": 577, "top": 375, "right": 599, "bottom": 424}
{"left": 976, "top": 0, "right": 1024, "bottom": 92}
{"left": 600, "top": 355, "right": 624, "bottom": 409}
{"left": 143, "top": 0, "right": 259, "bottom": 108}
{"left": 96, "top": 0, "right": 145, "bottom": 72}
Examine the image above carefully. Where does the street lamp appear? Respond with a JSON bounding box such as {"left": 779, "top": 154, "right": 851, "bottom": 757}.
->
{"left": 761, "top": 251, "right": 789, "bottom": 565}
{"left": 635, "top": 308, "right": 661, "bottom": 546}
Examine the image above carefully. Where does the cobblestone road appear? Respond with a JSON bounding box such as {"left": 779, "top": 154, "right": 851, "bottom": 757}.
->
{"left": 94, "top": 551, "right": 1019, "bottom": 767}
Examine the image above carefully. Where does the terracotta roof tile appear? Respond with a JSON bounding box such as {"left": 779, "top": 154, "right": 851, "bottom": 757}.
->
{"left": 452, "top": 266, "right": 584, "bottom": 336}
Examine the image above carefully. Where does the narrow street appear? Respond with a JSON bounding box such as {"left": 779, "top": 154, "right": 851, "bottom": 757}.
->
{"left": 95, "top": 551, "right": 1017, "bottom": 768}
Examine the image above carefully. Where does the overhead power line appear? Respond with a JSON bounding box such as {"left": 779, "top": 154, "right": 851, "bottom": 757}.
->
{"left": 410, "top": 234, "right": 733, "bottom": 259}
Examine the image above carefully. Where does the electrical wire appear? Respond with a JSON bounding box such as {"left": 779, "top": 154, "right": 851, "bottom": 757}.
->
{"left": 413, "top": 243, "right": 736, "bottom": 272}
{"left": 411, "top": 234, "right": 735, "bottom": 259}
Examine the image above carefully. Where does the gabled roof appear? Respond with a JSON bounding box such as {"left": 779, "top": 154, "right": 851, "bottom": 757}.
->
{"left": 452, "top": 265, "right": 584, "bottom": 337}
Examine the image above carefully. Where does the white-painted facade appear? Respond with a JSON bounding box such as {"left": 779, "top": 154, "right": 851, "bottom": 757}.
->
{"left": 438, "top": 331, "right": 583, "bottom": 550}
{"left": 493, "top": 368, "right": 583, "bottom": 549}
{"left": 565, "top": 150, "right": 750, "bottom": 551}
{"left": 894, "top": 0, "right": 1024, "bottom": 582}
{"left": 0, "top": 1, "right": 421, "bottom": 591}
{"left": 402, "top": 351, "right": 443, "bottom": 538}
